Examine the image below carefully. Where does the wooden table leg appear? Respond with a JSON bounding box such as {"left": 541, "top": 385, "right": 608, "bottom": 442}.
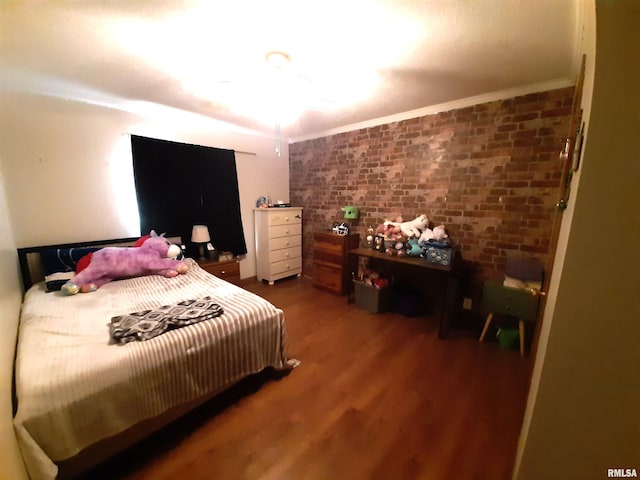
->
{"left": 479, "top": 313, "right": 493, "bottom": 342}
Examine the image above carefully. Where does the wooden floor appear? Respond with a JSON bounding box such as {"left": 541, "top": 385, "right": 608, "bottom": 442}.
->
{"left": 80, "top": 275, "right": 531, "bottom": 480}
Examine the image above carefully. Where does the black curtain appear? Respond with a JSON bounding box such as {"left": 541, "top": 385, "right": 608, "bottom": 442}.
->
{"left": 131, "top": 135, "right": 247, "bottom": 256}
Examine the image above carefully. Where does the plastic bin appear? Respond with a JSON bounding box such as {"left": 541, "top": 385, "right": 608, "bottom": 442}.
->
{"left": 497, "top": 328, "right": 519, "bottom": 349}
{"left": 353, "top": 280, "right": 393, "bottom": 314}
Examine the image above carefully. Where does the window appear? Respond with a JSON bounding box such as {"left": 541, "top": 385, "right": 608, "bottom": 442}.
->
{"left": 131, "top": 135, "right": 247, "bottom": 256}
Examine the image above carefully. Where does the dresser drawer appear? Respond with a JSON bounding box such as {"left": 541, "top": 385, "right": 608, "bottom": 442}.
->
{"left": 271, "top": 235, "right": 302, "bottom": 250}
{"left": 313, "top": 263, "right": 342, "bottom": 293}
{"left": 313, "top": 248, "right": 342, "bottom": 266}
{"left": 269, "top": 246, "right": 301, "bottom": 263}
{"left": 267, "top": 210, "right": 302, "bottom": 227}
{"left": 270, "top": 257, "right": 302, "bottom": 276}
{"left": 199, "top": 259, "right": 241, "bottom": 284}
{"left": 311, "top": 232, "right": 360, "bottom": 295}
{"left": 269, "top": 223, "right": 302, "bottom": 239}
{"left": 481, "top": 281, "right": 540, "bottom": 321}
{"left": 313, "top": 234, "right": 345, "bottom": 252}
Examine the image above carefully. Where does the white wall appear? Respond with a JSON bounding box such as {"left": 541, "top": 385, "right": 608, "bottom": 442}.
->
{"left": 514, "top": 1, "right": 640, "bottom": 478}
{"left": 0, "top": 86, "right": 290, "bottom": 480}
{"left": 0, "top": 91, "right": 291, "bottom": 279}
{"left": 0, "top": 158, "right": 28, "bottom": 479}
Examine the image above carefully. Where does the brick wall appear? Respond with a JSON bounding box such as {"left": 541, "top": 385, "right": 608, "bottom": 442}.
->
{"left": 289, "top": 87, "right": 574, "bottom": 298}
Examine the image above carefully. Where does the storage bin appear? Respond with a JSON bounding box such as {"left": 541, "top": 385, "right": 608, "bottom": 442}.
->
{"left": 353, "top": 280, "right": 393, "bottom": 314}
{"left": 497, "top": 328, "right": 519, "bottom": 350}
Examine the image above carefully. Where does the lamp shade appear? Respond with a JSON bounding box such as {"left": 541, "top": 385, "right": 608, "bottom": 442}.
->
{"left": 191, "top": 225, "right": 211, "bottom": 243}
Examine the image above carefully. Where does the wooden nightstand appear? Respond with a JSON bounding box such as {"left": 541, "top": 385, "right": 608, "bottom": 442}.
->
{"left": 195, "top": 257, "right": 241, "bottom": 285}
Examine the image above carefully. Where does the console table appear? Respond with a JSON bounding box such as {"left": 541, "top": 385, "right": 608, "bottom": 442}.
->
{"left": 347, "top": 247, "right": 458, "bottom": 338}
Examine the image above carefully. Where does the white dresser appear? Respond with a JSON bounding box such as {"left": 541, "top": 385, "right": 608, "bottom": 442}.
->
{"left": 254, "top": 207, "right": 303, "bottom": 285}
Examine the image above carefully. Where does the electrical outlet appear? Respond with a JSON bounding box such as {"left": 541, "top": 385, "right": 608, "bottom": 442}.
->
{"left": 463, "top": 297, "right": 473, "bottom": 310}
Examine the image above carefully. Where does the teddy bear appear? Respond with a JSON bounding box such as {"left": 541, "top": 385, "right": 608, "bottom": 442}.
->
{"left": 61, "top": 233, "right": 188, "bottom": 295}
{"left": 419, "top": 224, "right": 451, "bottom": 251}
{"left": 418, "top": 228, "right": 435, "bottom": 244}
{"left": 432, "top": 225, "right": 449, "bottom": 241}
{"left": 384, "top": 214, "right": 429, "bottom": 238}
{"left": 375, "top": 215, "right": 404, "bottom": 241}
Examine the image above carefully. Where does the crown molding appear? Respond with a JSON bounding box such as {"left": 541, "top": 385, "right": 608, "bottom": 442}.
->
{"left": 289, "top": 78, "right": 574, "bottom": 144}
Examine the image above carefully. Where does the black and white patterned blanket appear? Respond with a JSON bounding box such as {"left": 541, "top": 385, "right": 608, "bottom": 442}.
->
{"left": 110, "top": 296, "right": 224, "bottom": 344}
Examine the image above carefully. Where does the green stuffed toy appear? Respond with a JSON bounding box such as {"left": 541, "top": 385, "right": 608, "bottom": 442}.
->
{"left": 406, "top": 238, "right": 423, "bottom": 257}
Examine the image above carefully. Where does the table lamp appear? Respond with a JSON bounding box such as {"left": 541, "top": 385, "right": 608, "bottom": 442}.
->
{"left": 191, "top": 225, "right": 211, "bottom": 259}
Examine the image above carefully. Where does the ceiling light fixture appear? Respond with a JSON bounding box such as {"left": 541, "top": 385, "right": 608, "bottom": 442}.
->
{"left": 265, "top": 51, "right": 290, "bottom": 157}
{"left": 265, "top": 51, "right": 290, "bottom": 69}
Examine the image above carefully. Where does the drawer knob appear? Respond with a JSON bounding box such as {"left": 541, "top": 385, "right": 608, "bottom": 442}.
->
{"left": 220, "top": 270, "right": 226, "bottom": 274}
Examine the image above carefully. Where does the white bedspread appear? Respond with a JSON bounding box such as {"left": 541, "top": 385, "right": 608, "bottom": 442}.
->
{"left": 13, "top": 259, "right": 290, "bottom": 480}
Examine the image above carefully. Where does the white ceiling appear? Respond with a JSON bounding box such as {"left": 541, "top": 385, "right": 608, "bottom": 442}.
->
{"left": 0, "top": 0, "right": 581, "bottom": 142}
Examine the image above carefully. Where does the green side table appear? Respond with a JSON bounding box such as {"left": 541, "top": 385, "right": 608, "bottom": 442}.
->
{"left": 479, "top": 280, "right": 542, "bottom": 355}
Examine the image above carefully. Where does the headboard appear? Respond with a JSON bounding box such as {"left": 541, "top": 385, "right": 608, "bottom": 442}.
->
{"left": 17, "top": 236, "right": 182, "bottom": 292}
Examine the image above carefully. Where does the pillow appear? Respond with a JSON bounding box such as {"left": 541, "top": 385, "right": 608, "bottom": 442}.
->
{"left": 43, "top": 271, "right": 76, "bottom": 292}
{"left": 40, "top": 247, "right": 101, "bottom": 292}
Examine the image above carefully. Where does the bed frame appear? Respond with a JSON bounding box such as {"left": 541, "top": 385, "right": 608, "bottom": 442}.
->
{"left": 57, "top": 383, "right": 231, "bottom": 478}
{"left": 14, "top": 235, "right": 248, "bottom": 479}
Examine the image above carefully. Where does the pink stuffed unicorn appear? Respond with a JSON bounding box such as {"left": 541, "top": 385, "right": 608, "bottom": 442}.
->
{"left": 61, "top": 234, "right": 188, "bottom": 295}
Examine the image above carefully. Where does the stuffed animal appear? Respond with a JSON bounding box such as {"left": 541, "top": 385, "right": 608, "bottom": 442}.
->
{"left": 406, "top": 238, "right": 423, "bottom": 257}
{"left": 385, "top": 225, "right": 404, "bottom": 241}
{"left": 432, "top": 225, "right": 449, "bottom": 241}
{"left": 418, "top": 228, "right": 435, "bottom": 244}
{"left": 360, "top": 268, "right": 389, "bottom": 289}
{"left": 61, "top": 234, "right": 188, "bottom": 295}
{"left": 385, "top": 239, "right": 407, "bottom": 256}
{"left": 419, "top": 225, "right": 450, "bottom": 249}
{"left": 375, "top": 215, "right": 404, "bottom": 241}
{"left": 384, "top": 214, "right": 429, "bottom": 238}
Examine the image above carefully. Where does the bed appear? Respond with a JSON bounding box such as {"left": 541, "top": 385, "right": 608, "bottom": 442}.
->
{"left": 13, "top": 237, "right": 297, "bottom": 480}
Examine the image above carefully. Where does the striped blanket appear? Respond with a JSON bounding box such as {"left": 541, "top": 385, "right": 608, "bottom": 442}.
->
{"left": 13, "top": 259, "right": 293, "bottom": 480}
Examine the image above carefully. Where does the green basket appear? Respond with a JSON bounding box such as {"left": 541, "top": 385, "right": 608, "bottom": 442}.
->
{"left": 497, "top": 328, "right": 519, "bottom": 349}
